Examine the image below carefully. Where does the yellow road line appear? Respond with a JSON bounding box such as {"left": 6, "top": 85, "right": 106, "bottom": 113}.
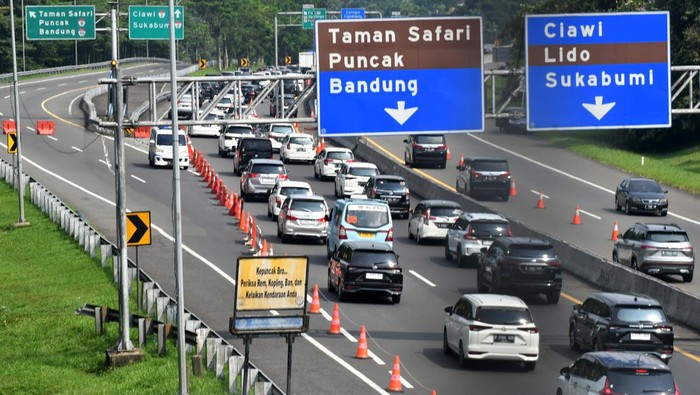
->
{"left": 41, "top": 86, "right": 96, "bottom": 129}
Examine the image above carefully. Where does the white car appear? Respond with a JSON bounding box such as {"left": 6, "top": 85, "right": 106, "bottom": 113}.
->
{"left": 443, "top": 294, "right": 539, "bottom": 370}
{"left": 176, "top": 93, "right": 194, "bottom": 114}
{"left": 215, "top": 94, "right": 235, "bottom": 112}
{"left": 217, "top": 124, "right": 255, "bottom": 157}
{"left": 280, "top": 134, "right": 315, "bottom": 164}
{"left": 334, "top": 162, "right": 379, "bottom": 198}
{"left": 407, "top": 200, "right": 462, "bottom": 244}
{"left": 445, "top": 212, "right": 511, "bottom": 267}
{"left": 148, "top": 127, "right": 190, "bottom": 169}
{"left": 267, "top": 123, "right": 295, "bottom": 152}
{"left": 314, "top": 147, "right": 354, "bottom": 180}
{"left": 189, "top": 112, "right": 223, "bottom": 137}
{"left": 267, "top": 180, "right": 313, "bottom": 219}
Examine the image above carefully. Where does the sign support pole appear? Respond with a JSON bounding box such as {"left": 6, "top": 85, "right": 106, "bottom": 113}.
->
{"left": 9, "top": 0, "right": 27, "bottom": 226}
{"left": 135, "top": 246, "right": 140, "bottom": 309}
{"left": 286, "top": 333, "right": 296, "bottom": 395}
{"left": 242, "top": 334, "right": 252, "bottom": 395}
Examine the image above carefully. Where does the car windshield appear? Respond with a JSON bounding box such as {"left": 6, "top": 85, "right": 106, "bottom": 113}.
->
{"left": 628, "top": 180, "right": 663, "bottom": 193}
{"left": 613, "top": 307, "right": 667, "bottom": 324}
{"left": 508, "top": 244, "right": 557, "bottom": 258}
{"left": 606, "top": 370, "right": 674, "bottom": 394}
{"left": 349, "top": 251, "right": 398, "bottom": 268}
{"left": 156, "top": 134, "right": 186, "bottom": 145}
{"left": 414, "top": 135, "right": 444, "bottom": 144}
{"left": 271, "top": 125, "right": 294, "bottom": 134}
{"left": 349, "top": 167, "right": 378, "bottom": 177}
{"left": 280, "top": 187, "right": 311, "bottom": 196}
{"left": 225, "top": 126, "right": 253, "bottom": 134}
{"left": 250, "top": 164, "right": 285, "bottom": 174}
{"left": 242, "top": 140, "right": 271, "bottom": 150}
{"left": 430, "top": 207, "right": 461, "bottom": 217}
{"left": 647, "top": 232, "right": 689, "bottom": 243}
{"left": 290, "top": 137, "right": 313, "bottom": 145}
{"left": 471, "top": 221, "right": 510, "bottom": 236}
{"left": 375, "top": 179, "right": 405, "bottom": 191}
{"left": 290, "top": 200, "right": 326, "bottom": 213}
{"left": 346, "top": 205, "right": 390, "bottom": 228}
{"left": 473, "top": 160, "right": 509, "bottom": 172}
{"left": 328, "top": 151, "right": 354, "bottom": 160}
{"left": 475, "top": 307, "right": 533, "bottom": 325}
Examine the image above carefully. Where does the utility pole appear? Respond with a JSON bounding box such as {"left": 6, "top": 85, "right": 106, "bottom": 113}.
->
{"left": 9, "top": 0, "right": 28, "bottom": 226}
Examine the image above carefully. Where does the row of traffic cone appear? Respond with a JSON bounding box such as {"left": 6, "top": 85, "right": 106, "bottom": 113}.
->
{"left": 533, "top": 191, "right": 620, "bottom": 240}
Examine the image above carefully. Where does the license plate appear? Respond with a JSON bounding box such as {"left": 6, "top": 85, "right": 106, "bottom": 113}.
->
{"left": 661, "top": 250, "right": 677, "bottom": 256}
{"left": 299, "top": 219, "right": 316, "bottom": 225}
{"left": 436, "top": 223, "right": 450, "bottom": 228}
{"left": 645, "top": 204, "right": 657, "bottom": 209}
{"left": 358, "top": 232, "right": 374, "bottom": 238}
{"left": 523, "top": 265, "right": 543, "bottom": 272}
{"left": 423, "top": 147, "right": 434, "bottom": 152}
{"left": 630, "top": 333, "right": 651, "bottom": 341}
{"left": 494, "top": 334, "right": 515, "bottom": 343}
{"left": 296, "top": 148, "right": 305, "bottom": 152}
{"left": 365, "top": 273, "right": 383, "bottom": 280}
{"left": 260, "top": 178, "right": 275, "bottom": 184}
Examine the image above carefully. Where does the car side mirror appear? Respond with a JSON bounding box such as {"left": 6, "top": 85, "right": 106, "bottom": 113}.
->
{"left": 456, "top": 165, "right": 464, "bottom": 171}
{"left": 403, "top": 139, "right": 408, "bottom": 143}
{"left": 663, "top": 190, "right": 668, "bottom": 194}
{"left": 149, "top": 139, "right": 155, "bottom": 144}
{"left": 444, "top": 306, "right": 453, "bottom": 314}
{"left": 560, "top": 366, "right": 570, "bottom": 378}
{"left": 480, "top": 247, "right": 488, "bottom": 254}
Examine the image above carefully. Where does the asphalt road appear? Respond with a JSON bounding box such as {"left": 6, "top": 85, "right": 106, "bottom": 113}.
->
{"left": 1, "top": 68, "right": 699, "bottom": 395}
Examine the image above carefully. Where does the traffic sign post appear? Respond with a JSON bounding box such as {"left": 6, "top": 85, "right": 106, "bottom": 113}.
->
{"left": 25, "top": 5, "right": 95, "bottom": 40}
{"left": 315, "top": 17, "right": 484, "bottom": 136}
{"left": 341, "top": 8, "right": 365, "bottom": 19}
{"left": 129, "top": 6, "right": 184, "bottom": 40}
{"left": 302, "top": 8, "right": 326, "bottom": 29}
{"left": 525, "top": 12, "right": 671, "bottom": 131}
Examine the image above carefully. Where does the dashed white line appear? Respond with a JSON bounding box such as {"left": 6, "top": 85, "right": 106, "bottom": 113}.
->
{"left": 409, "top": 270, "right": 436, "bottom": 287}
{"left": 3, "top": 95, "right": 9, "bottom": 99}
{"left": 148, "top": 69, "right": 155, "bottom": 73}
{"left": 58, "top": 83, "right": 67, "bottom": 87}
{"left": 19, "top": 91, "right": 26, "bottom": 94}
{"left": 78, "top": 80, "right": 88, "bottom": 84}
{"left": 71, "top": 146, "right": 83, "bottom": 152}
{"left": 130, "top": 175, "right": 146, "bottom": 183}
{"left": 386, "top": 370, "right": 414, "bottom": 389}
{"left": 26, "top": 127, "right": 35, "bottom": 132}
{"left": 579, "top": 208, "right": 601, "bottom": 220}
{"left": 37, "top": 87, "right": 46, "bottom": 91}
{"left": 530, "top": 189, "right": 550, "bottom": 199}
{"left": 368, "top": 350, "right": 386, "bottom": 366}
{"left": 46, "top": 136, "right": 58, "bottom": 141}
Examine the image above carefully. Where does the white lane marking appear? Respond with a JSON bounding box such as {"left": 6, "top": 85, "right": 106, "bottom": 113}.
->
{"left": 148, "top": 69, "right": 155, "bottom": 73}
{"left": 386, "top": 370, "right": 414, "bottom": 389}
{"left": 71, "top": 146, "right": 83, "bottom": 152}
{"left": 409, "top": 270, "right": 436, "bottom": 287}
{"left": 130, "top": 175, "right": 146, "bottom": 183}
{"left": 26, "top": 126, "right": 35, "bottom": 132}
{"left": 68, "top": 93, "right": 84, "bottom": 116}
{"left": 368, "top": 351, "right": 386, "bottom": 366}
{"left": 579, "top": 209, "right": 601, "bottom": 220}
{"left": 3, "top": 95, "right": 9, "bottom": 99}
{"left": 46, "top": 136, "right": 58, "bottom": 141}
{"left": 341, "top": 328, "right": 356, "bottom": 342}
{"left": 37, "top": 87, "right": 46, "bottom": 91}
{"left": 98, "top": 159, "right": 111, "bottom": 166}
{"left": 58, "top": 83, "right": 67, "bottom": 87}
{"left": 78, "top": 80, "right": 88, "bottom": 83}
{"left": 469, "top": 133, "right": 700, "bottom": 226}
{"left": 0, "top": 111, "right": 3, "bottom": 116}
{"left": 530, "top": 189, "right": 550, "bottom": 199}
{"left": 20, "top": 91, "right": 26, "bottom": 94}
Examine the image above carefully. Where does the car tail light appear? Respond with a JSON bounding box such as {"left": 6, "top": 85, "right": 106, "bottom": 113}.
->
{"left": 463, "top": 225, "right": 478, "bottom": 240}
{"left": 470, "top": 169, "right": 481, "bottom": 178}
{"left": 641, "top": 244, "right": 659, "bottom": 253}
{"left": 412, "top": 142, "right": 424, "bottom": 149}
{"left": 279, "top": 174, "right": 288, "bottom": 180}
{"left": 339, "top": 225, "right": 347, "bottom": 239}
{"left": 248, "top": 173, "right": 259, "bottom": 178}
{"left": 324, "top": 159, "right": 331, "bottom": 165}
{"left": 501, "top": 256, "right": 521, "bottom": 265}
{"left": 468, "top": 324, "right": 489, "bottom": 331}
{"left": 286, "top": 143, "right": 291, "bottom": 149}
{"left": 437, "top": 144, "right": 447, "bottom": 151}
{"left": 371, "top": 187, "right": 377, "bottom": 196}
{"left": 346, "top": 159, "right": 355, "bottom": 163}
{"left": 318, "top": 217, "right": 327, "bottom": 223}
{"left": 276, "top": 196, "right": 282, "bottom": 205}
{"left": 386, "top": 227, "right": 394, "bottom": 242}
{"left": 285, "top": 211, "right": 298, "bottom": 221}
{"left": 507, "top": 226, "right": 513, "bottom": 236}
{"left": 498, "top": 171, "right": 512, "bottom": 180}
{"left": 600, "top": 377, "right": 621, "bottom": 395}
{"left": 422, "top": 210, "right": 430, "bottom": 225}
{"left": 518, "top": 327, "right": 539, "bottom": 334}
{"left": 549, "top": 259, "right": 563, "bottom": 267}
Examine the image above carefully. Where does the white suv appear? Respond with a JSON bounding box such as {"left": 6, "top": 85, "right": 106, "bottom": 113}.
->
{"left": 407, "top": 200, "right": 461, "bottom": 244}
{"left": 334, "top": 162, "right": 379, "bottom": 198}
{"left": 443, "top": 294, "right": 539, "bottom": 370}
{"left": 217, "top": 124, "right": 255, "bottom": 157}
{"left": 148, "top": 127, "right": 190, "bottom": 169}
{"left": 445, "top": 212, "right": 510, "bottom": 267}
{"left": 267, "top": 180, "right": 313, "bottom": 220}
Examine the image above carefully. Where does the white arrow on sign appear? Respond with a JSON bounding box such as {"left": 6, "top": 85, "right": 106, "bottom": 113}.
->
{"left": 174, "top": 9, "right": 182, "bottom": 18}
{"left": 29, "top": 11, "right": 36, "bottom": 18}
{"left": 384, "top": 101, "right": 418, "bottom": 125}
{"left": 582, "top": 96, "right": 616, "bottom": 120}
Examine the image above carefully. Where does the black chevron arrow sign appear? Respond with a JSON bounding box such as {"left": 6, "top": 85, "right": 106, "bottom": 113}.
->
{"left": 126, "top": 211, "right": 151, "bottom": 246}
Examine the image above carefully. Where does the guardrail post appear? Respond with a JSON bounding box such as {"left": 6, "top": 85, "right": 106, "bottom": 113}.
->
{"left": 94, "top": 306, "right": 104, "bottom": 335}
{"left": 254, "top": 381, "right": 272, "bottom": 395}
{"left": 156, "top": 296, "right": 169, "bottom": 322}
{"left": 146, "top": 287, "right": 159, "bottom": 316}
{"left": 245, "top": 368, "right": 259, "bottom": 394}
{"left": 112, "top": 248, "right": 120, "bottom": 282}
{"left": 165, "top": 302, "right": 177, "bottom": 323}
{"left": 78, "top": 223, "right": 86, "bottom": 248}
{"left": 185, "top": 319, "right": 200, "bottom": 353}
{"left": 206, "top": 337, "right": 222, "bottom": 371}
{"left": 228, "top": 355, "right": 245, "bottom": 394}
{"left": 215, "top": 345, "right": 233, "bottom": 378}
{"left": 100, "top": 240, "right": 112, "bottom": 269}
{"left": 141, "top": 281, "right": 155, "bottom": 311}
{"left": 196, "top": 328, "right": 210, "bottom": 356}
{"left": 157, "top": 323, "right": 168, "bottom": 356}
{"left": 138, "top": 317, "right": 148, "bottom": 346}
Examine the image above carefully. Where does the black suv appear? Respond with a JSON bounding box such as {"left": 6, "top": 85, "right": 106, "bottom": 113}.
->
{"left": 363, "top": 175, "right": 411, "bottom": 219}
{"left": 403, "top": 134, "right": 448, "bottom": 168}
{"left": 476, "top": 237, "right": 562, "bottom": 304}
{"left": 233, "top": 137, "right": 274, "bottom": 176}
{"left": 557, "top": 352, "right": 678, "bottom": 395}
{"left": 456, "top": 157, "right": 511, "bottom": 201}
{"left": 568, "top": 292, "right": 674, "bottom": 362}
{"left": 327, "top": 241, "right": 403, "bottom": 304}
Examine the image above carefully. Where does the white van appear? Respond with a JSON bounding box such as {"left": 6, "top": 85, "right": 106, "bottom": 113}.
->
{"left": 148, "top": 127, "right": 190, "bottom": 169}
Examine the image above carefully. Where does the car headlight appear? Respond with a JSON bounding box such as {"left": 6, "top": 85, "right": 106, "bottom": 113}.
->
{"left": 659, "top": 198, "right": 668, "bottom": 204}
{"left": 632, "top": 196, "right": 641, "bottom": 203}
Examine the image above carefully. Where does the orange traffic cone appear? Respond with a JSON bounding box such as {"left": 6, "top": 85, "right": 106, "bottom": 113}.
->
{"left": 309, "top": 284, "right": 321, "bottom": 314}
{"left": 611, "top": 220, "right": 619, "bottom": 241}
{"left": 387, "top": 355, "right": 403, "bottom": 392}
{"left": 354, "top": 326, "right": 370, "bottom": 359}
{"left": 203, "top": 165, "right": 211, "bottom": 182}
{"left": 228, "top": 194, "right": 237, "bottom": 214}
{"left": 446, "top": 147, "right": 452, "bottom": 161}
{"left": 241, "top": 212, "right": 249, "bottom": 233}
{"left": 458, "top": 154, "right": 464, "bottom": 167}
{"left": 267, "top": 242, "right": 274, "bottom": 256}
{"left": 510, "top": 179, "right": 518, "bottom": 196}
{"left": 219, "top": 185, "right": 229, "bottom": 206}
{"left": 431, "top": 391, "right": 437, "bottom": 395}
{"left": 536, "top": 193, "right": 545, "bottom": 209}
{"left": 328, "top": 304, "right": 341, "bottom": 335}
{"left": 572, "top": 205, "right": 581, "bottom": 225}
{"left": 261, "top": 239, "right": 268, "bottom": 257}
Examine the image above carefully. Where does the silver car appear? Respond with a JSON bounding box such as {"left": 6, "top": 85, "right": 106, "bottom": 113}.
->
{"left": 239, "top": 159, "right": 288, "bottom": 201}
{"left": 277, "top": 195, "right": 329, "bottom": 244}
{"left": 613, "top": 222, "right": 694, "bottom": 282}
{"left": 445, "top": 212, "right": 510, "bottom": 267}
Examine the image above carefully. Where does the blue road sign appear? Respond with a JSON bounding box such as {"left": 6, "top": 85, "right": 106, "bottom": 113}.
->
{"left": 526, "top": 12, "right": 671, "bottom": 131}
{"left": 315, "top": 17, "right": 484, "bottom": 137}
{"left": 341, "top": 8, "right": 365, "bottom": 19}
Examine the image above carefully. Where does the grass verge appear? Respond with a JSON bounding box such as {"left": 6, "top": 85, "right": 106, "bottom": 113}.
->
{"left": 536, "top": 130, "right": 700, "bottom": 195}
{"left": 0, "top": 181, "right": 228, "bottom": 394}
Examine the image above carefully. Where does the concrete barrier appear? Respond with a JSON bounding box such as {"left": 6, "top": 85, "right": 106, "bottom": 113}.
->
{"left": 338, "top": 136, "right": 700, "bottom": 331}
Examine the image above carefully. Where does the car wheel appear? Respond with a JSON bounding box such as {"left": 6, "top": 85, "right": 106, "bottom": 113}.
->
{"left": 277, "top": 225, "right": 282, "bottom": 238}
{"left": 546, "top": 291, "right": 560, "bottom": 304}
{"left": 557, "top": 389, "right": 563, "bottom": 395}
{"left": 443, "top": 329, "right": 451, "bottom": 355}
{"left": 218, "top": 149, "right": 226, "bottom": 157}
{"left": 624, "top": 201, "right": 632, "bottom": 215}
{"left": 149, "top": 156, "right": 155, "bottom": 167}
{"left": 458, "top": 341, "right": 467, "bottom": 368}
{"left": 407, "top": 224, "right": 414, "bottom": 240}
{"left": 524, "top": 361, "right": 536, "bottom": 371}
{"left": 337, "top": 280, "right": 345, "bottom": 301}
{"left": 444, "top": 240, "right": 453, "bottom": 261}
{"left": 682, "top": 272, "right": 693, "bottom": 282}
{"left": 661, "top": 210, "right": 668, "bottom": 217}
{"left": 501, "top": 193, "right": 510, "bottom": 202}
{"left": 612, "top": 251, "right": 619, "bottom": 263}
{"left": 439, "top": 161, "right": 446, "bottom": 169}
{"left": 457, "top": 245, "right": 467, "bottom": 267}
{"left": 281, "top": 231, "right": 290, "bottom": 244}
{"left": 391, "top": 294, "right": 401, "bottom": 304}
{"left": 569, "top": 325, "right": 580, "bottom": 351}
{"left": 267, "top": 205, "right": 273, "bottom": 218}
{"left": 631, "top": 258, "right": 639, "bottom": 271}
{"left": 327, "top": 270, "right": 335, "bottom": 292}
{"left": 404, "top": 153, "right": 409, "bottom": 166}
{"left": 314, "top": 166, "right": 319, "bottom": 179}
{"left": 415, "top": 231, "right": 422, "bottom": 245}
{"left": 320, "top": 237, "right": 327, "bottom": 245}
{"left": 615, "top": 196, "right": 621, "bottom": 211}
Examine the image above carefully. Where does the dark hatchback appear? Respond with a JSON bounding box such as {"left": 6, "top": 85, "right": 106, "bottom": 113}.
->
{"left": 234, "top": 138, "right": 274, "bottom": 176}
{"left": 569, "top": 292, "right": 674, "bottom": 362}
{"left": 614, "top": 177, "right": 668, "bottom": 216}
{"left": 327, "top": 241, "right": 403, "bottom": 304}
{"left": 363, "top": 175, "right": 411, "bottom": 219}
{"left": 477, "top": 237, "right": 562, "bottom": 304}
{"left": 403, "top": 134, "right": 448, "bottom": 168}
{"left": 456, "top": 157, "right": 511, "bottom": 201}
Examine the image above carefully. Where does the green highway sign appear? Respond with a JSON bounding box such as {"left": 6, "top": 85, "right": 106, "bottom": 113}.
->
{"left": 302, "top": 8, "right": 326, "bottom": 30}
{"left": 25, "top": 6, "right": 95, "bottom": 41}
{"left": 129, "top": 6, "right": 184, "bottom": 40}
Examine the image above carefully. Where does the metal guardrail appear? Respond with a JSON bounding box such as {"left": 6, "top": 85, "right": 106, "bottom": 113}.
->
{"left": 0, "top": 57, "right": 170, "bottom": 82}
